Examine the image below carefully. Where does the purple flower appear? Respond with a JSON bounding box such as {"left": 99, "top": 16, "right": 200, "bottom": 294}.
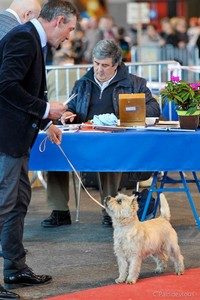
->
{"left": 190, "top": 83, "right": 200, "bottom": 90}
{"left": 171, "top": 76, "right": 180, "bottom": 82}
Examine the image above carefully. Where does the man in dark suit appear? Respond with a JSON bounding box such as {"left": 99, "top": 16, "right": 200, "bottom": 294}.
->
{"left": 0, "top": 0, "right": 78, "bottom": 298}
{"left": 0, "top": 1, "right": 42, "bottom": 298}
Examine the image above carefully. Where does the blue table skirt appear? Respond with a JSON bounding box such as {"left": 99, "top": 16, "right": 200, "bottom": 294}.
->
{"left": 29, "top": 129, "right": 200, "bottom": 172}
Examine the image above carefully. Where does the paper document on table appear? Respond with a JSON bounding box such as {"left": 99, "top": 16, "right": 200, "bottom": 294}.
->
{"left": 155, "top": 120, "right": 180, "bottom": 129}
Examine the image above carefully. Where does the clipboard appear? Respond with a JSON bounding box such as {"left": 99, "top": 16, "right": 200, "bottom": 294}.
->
{"left": 119, "top": 93, "right": 146, "bottom": 126}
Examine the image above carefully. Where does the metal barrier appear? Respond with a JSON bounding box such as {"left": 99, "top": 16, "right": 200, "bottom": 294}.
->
{"left": 46, "top": 60, "right": 182, "bottom": 110}
{"left": 131, "top": 45, "right": 200, "bottom": 77}
{"left": 46, "top": 64, "right": 92, "bottom": 100}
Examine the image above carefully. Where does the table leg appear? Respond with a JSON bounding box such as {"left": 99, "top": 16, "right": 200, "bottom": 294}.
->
{"left": 141, "top": 171, "right": 200, "bottom": 229}
{"left": 179, "top": 172, "right": 200, "bottom": 228}
{"left": 141, "top": 172, "right": 159, "bottom": 221}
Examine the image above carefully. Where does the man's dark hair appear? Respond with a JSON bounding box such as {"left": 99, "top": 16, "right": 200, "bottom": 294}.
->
{"left": 40, "top": 0, "right": 78, "bottom": 23}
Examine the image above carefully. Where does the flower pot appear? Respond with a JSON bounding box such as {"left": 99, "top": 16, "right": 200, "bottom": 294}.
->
{"left": 178, "top": 114, "right": 199, "bottom": 130}
{"left": 176, "top": 110, "right": 200, "bottom": 130}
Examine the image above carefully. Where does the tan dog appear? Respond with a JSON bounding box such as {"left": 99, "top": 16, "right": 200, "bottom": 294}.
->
{"left": 104, "top": 193, "right": 184, "bottom": 284}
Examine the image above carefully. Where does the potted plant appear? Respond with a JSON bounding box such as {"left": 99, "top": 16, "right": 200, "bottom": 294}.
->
{"left": 161, "top": 76, "right": 200, "bottom": 129}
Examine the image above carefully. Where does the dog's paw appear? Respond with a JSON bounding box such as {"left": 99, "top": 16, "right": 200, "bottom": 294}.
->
{"left": 115, "top": 277, "right": 126, "bottom": 284}
{"left": 154, "top": 267, "right": 164, "bottom": 274}
{"left": 175, "top": 264, "right": 184, "bottom": 275}
{"left": 125, "top": 278, "right": 137, "bottom": 284}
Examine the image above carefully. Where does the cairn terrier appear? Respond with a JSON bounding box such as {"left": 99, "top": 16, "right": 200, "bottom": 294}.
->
{"left": 104, "top": 193, "right": 184, "bottom": 284}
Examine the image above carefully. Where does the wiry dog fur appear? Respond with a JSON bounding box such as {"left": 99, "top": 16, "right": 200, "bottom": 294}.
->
{"left": 104, "top": 193, "right": 184, "bottom": 284}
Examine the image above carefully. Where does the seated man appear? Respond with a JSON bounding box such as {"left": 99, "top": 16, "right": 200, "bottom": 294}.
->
{"left": 41, "top": 50, "right": 85, "bottom": 228}
{"left": 53, "top": 39, "right": 160, "bottom": 226}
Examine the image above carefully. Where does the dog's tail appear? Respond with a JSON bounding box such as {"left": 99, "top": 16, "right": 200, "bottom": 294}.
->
{"left": 160, "top": 193, "right": 170, "bottom": 221}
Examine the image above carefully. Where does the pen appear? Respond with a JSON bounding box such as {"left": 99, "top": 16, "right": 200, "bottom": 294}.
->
{"left": 64, "top": 114, "right": 76, "bottom": 120}
{"left": 59, "top": 113, "right": 76, "bottom": 124}
{"left": 63, "top": 93, "right": 78, "bottom": 107}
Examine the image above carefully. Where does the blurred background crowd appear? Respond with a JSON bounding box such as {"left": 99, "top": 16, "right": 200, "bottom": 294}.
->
{"left": 1, "top": 0, "right": 200, "bottom": 66}
{"left": 46, "top": 14, "right": 200, "bottom": 66}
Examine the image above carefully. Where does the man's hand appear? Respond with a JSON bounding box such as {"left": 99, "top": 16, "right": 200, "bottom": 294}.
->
{"left": 48, "top": 102, "right": 66, "bottom": 120}
{"left": 47, "top": 124, "right": 62, "bottom": 145}
{"left": 61, "top": 111, "right": 76, "bottom": 125}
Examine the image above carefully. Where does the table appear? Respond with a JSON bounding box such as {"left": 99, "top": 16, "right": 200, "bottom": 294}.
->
{"left": 29, "top": 129, "right": 200, "bottom": 227}
{"left": 30, "top": 129, "right": 200, "bottom": 171}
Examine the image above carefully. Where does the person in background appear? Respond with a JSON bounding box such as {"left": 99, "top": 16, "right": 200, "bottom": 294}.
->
{"left": 41, "top": 50, "right": 85, "bottom": 228}
{"left": 140, "top": 24, "right": 162, "bottom": 47}
{"left": 0, "top": 0, "right": 41, "bottom": 40}
{"left": 0, "top": 1, "right": 77, "bottom": 299}
{"left": 160, "top": 17, "right": 178, "bottom": 47}
{"left": 187, "top": 17, "right": 200, "bottom": 51}
{"left": 60, "top": 39, "right": 160, "bottom": 227}
{"left": 69, "top": 27, "right": 86, "bottom": 64}
{"left": 171, "top": 17, "right": 188, "bottom": 49}
{"left": 84, "top": 15, "right": 116, "bottom": 63}
{"left": 98, "top": 15, "right": 116, "bottom": 40}
{"left": 116, "top": 27, "right": 131, "bottom": 62}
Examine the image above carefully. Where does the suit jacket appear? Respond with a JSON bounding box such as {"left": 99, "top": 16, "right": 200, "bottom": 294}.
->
{"left": 0, "top": 10, "right": 19, "bottom": 40}
{"left": 0, "top": 21, "right": 48, "bottom": 157}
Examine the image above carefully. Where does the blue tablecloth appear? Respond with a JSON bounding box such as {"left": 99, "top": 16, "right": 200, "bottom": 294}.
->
{"left": 29, "top": 129, "right": 200, "bottom": 172}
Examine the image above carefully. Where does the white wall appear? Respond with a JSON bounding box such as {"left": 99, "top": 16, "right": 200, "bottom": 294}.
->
{"left": 0, "top": 0, "right": 12, "bottom": 11}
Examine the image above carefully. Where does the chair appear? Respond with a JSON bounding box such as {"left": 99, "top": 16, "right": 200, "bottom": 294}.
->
{"left": 140, "top": 171, "right": 200, "bottom": 229}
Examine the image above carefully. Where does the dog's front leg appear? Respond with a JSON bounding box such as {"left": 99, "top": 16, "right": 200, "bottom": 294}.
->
{"left": 126, "top": 256, "right": 142, "bottom": 284}
{"left": 115, "top": 256, "right": 128, "bottom": 283}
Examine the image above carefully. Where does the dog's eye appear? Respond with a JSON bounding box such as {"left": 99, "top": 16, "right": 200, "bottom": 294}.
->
{"left": 117, "top": 199, "right": 122, "bottom": 204}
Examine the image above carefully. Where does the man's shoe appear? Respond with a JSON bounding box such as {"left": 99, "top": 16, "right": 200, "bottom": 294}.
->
{"left": 4, "top": 269, "right": 52, "bottom": 289}
{"left": 0, "top": 284, "right": 20, "bottom": 299}
{"left": 102, "top": 215, "right": 112, "bottom": 227}
{"left": 41, "top": 210, "right": 71, "bottom": 228}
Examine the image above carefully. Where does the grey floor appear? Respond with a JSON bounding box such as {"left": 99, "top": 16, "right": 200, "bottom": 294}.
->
{"left": 1, "top": 172, "right": 200, "bottom": 299}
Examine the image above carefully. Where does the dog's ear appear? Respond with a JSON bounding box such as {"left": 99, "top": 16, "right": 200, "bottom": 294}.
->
{"left": 104, "top": 195, "right": 111, "bottom": 206}
{"left": 131, "top": 194, "right": 138, "bottom": 201}
{"left": 131, "top": 195, "right": 138, "bottom": 212}
{"left": 131, "top": 196, "right": 139, "bottom": 212}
